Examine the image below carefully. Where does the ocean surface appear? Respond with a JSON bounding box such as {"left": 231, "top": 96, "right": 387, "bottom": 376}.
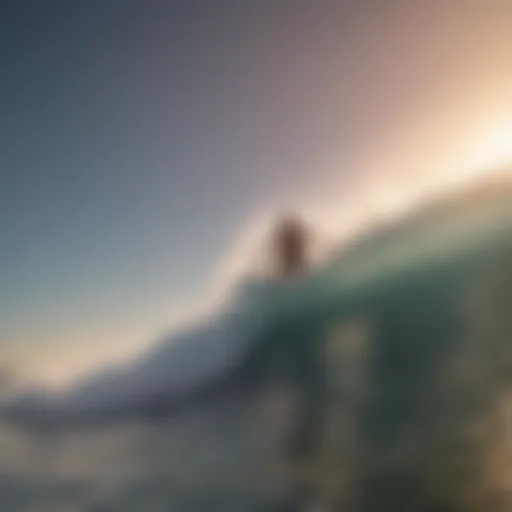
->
{"left": 0, "top": 388, "right": 298, "bottom": 511}
{"left": 1, "top": 176, "right": 512, "bottom": 511}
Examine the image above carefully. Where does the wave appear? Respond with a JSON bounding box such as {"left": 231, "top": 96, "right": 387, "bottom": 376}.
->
{"left": 0, "top": 277, "right": 291, "bottom": 426}
{"left": 3, "top": 171, "right": 511, "bottom": 429}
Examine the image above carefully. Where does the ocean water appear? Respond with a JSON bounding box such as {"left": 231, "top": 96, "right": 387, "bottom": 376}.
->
{"left": 2, "top": 176, "right": 512, "bottom": 511}
{"left": 0, "top": 388, "right": 298, "bottom": 511}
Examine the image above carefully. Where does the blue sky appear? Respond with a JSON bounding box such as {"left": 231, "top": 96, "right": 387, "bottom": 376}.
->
{"left": 2, "top": 1, "right": 511, "bottom": 383}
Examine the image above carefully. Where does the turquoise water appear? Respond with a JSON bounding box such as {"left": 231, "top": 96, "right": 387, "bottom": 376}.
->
{"left": 291, "top": 179, "right": 512, "bottom": 511}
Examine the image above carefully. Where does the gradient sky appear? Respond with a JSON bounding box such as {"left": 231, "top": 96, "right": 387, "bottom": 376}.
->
{"left": 2, "top": 1, "right": 512, "bottom": 383}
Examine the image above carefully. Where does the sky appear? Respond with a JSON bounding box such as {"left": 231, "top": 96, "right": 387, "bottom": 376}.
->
{"left": 1, "top": 0, "right": 512, "bottom": 384}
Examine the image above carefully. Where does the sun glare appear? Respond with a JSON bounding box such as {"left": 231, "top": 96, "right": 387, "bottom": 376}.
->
{"left": 440, "top": 119, "right": 512, "bottom": 194}
{"left": 472, "top": 121, "right": 512, "bottom": 176}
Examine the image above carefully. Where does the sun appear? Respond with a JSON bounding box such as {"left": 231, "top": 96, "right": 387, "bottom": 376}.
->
{"left": 475, "top": 121, "right": 512, "bottom": 173}
{"left": 447, "top": 119, "right": 512, "bottom": 191}
{"left": 487, "top": 123, "right": 512, "bottom": 165}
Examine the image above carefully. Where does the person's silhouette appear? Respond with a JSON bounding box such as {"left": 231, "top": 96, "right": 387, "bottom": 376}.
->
{"left": 267, "top": 215, "right": 327, "bottom": 510}
{"left": 273, "top": 215, "right": 309, "bottom": 279}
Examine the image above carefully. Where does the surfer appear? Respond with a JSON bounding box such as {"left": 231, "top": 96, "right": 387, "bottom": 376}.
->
{"left": 269, "top": 215, "right": 327, "bottom": 510}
